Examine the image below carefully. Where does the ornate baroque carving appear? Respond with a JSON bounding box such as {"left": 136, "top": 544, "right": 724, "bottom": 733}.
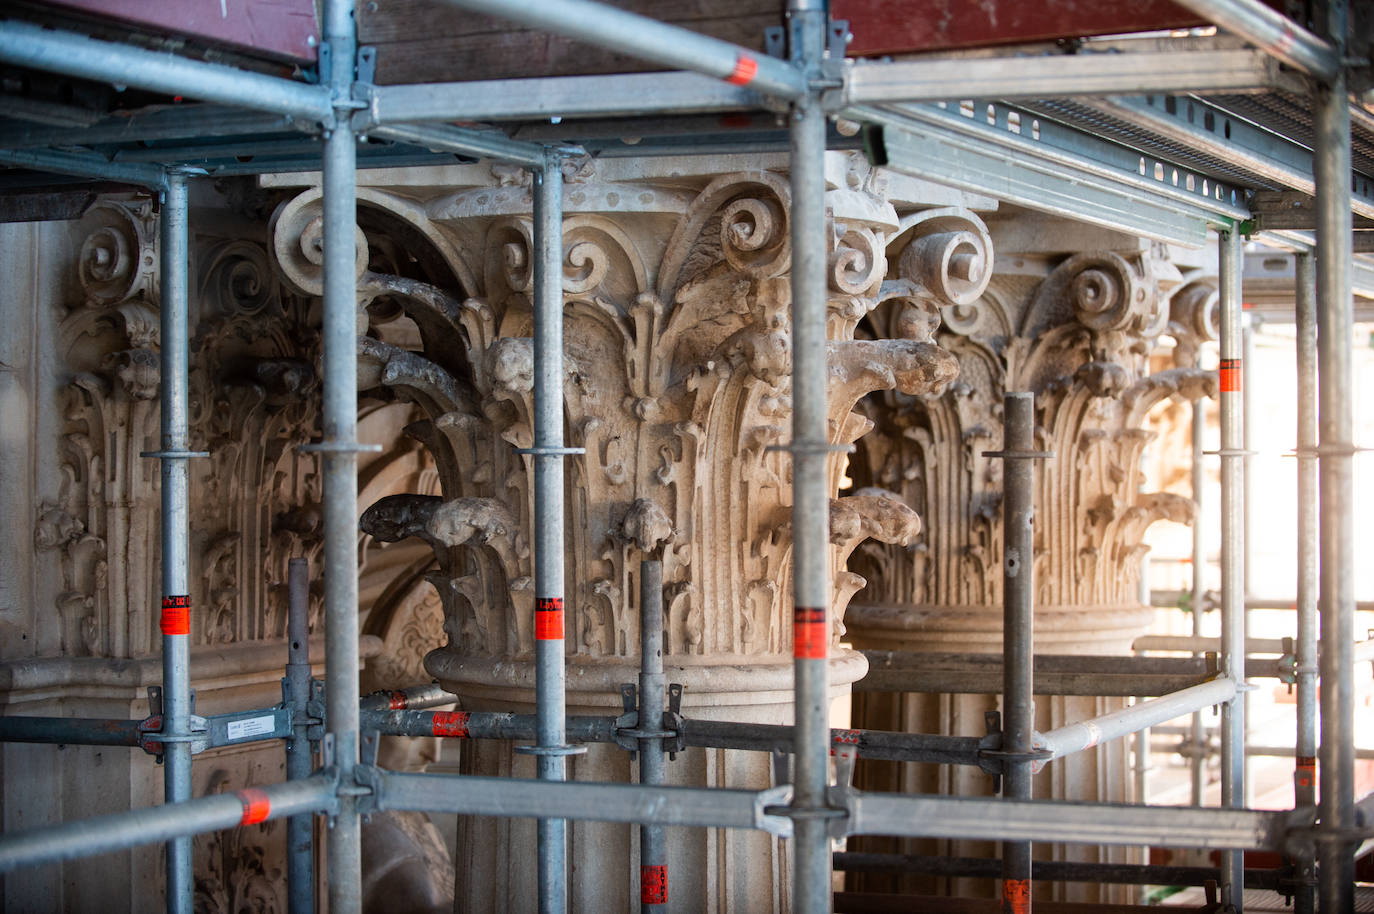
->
{"left": 36, "top": 202, "right": 327, "bottom": 656}
{"left": 848, "top": 238, "right": 1214, "bottom": 629}
{"left": 294, "top": 169, "right": 963, "bottom": 689}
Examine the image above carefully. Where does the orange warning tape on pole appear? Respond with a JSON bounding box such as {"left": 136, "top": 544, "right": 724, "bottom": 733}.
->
{"left": 725, "top": 54, "right": 758, "bottom": 86}
{"left": 1220, "top": 357, "right": 1242, "bottom": 393}
{"left": 535, "top": 597, "right": 564, "bottom": 640}
{"left": 237, "top": 788, "right": 271, "bottom": 826}
{"left": 793, "top": 606, "right": 827, "bottom": 659}
{"left": 160, "top": 595, "right": 190, "bottom": 636}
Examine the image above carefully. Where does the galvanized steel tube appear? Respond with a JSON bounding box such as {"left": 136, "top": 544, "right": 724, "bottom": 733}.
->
{"left": 368, "top": 123, "right": 548, "bottom": 169}
{"left": 376, "top": 772, "right": 781, "bottom": 833}
{"left": 320, "top": 2, "right": 362, "bottom": 911}
{"left": 285, "top": 558, "right": 315, "bottom": 914}
{"left": 156, "top": 169, "right": 194, "bottom": 914}
{"left": 0, "top": 148, "right": 165, "bottom": 188}
{"left": 427, "top": 0, "right": 806, "bottom": 100}
{"left": 1314, "top": 21, "right": 1357, "bottom": 908}
{"left": 638, "top": 560, "right": 667, "bottom": 911}
{"left": 832, "top": 853, "right": 1286, "bottom": 890}
{"left": 846, "top": 793, "right": 1284, "bottom": 852}
{"left": 788, "top": 2, "right": 832, "bottom": 911}
{"left": 532, "top": 149, "right": 569, "bottom": 914}
{"left": 0, "top": 21, "right": 332, "bottom": 122}
{"left": 1189, "top": 401, "right": 1208, "bottom": 808}
{"left": 0, "top": 716, "right": 143, "bottom": 747}
{"left": 0, "top": 776, "right": 336, "bottom": 874}
{"left": 357, "top": 683, "right": 458, "bottom": 712}
{"left": 1292, "top": 251, "right": 1318, "bottom": 914}
{"left": 1000, "top": 392, "right": 1035, "bottom": 914}
{"left": 1170, "top": 0, "right": 1340, "bottom": 80}
{"left": 1217, "top": 226, "right": 1246, "bottom": 909}
{"left": 1035, "top": 678, "right": 1237, "bottom": 761}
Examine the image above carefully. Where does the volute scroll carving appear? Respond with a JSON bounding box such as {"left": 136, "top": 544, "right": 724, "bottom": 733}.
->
{"left": 77, "top": 198, "right": 159, "bottom": 308}
{"left": 269, "top": 188, "right": 369, "bottom": 298}
{"left": 1168, "top": 276, "right": 1221, "bottom": 370}
{"left": 886, "top": 208, "right": 995, "bottom": 310}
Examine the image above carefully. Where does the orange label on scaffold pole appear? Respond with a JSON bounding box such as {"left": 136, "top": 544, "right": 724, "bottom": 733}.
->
{"left": 387, "top": 690, "right": 409, "bottom": 710}
{"left": 237, "top": 788, "right": 271, "bottom": 826}
{"left": 1219, "top": 358, "right": 1241, "bottom": 393}
{"left": 535, "top": 597, "right": 564, "bottom": 641}
{"left": 726, "top": 54, "right": 758, "bottom": 85}
{"left": 160, "top": 595, "right": 190, "bottom": 636}
{"left": 794, "top": 607, "right": 828, "bottom": 659}
{"left": 640, "top": 865, "right": 667, "bottom": 905}
{"left": 431, "top": 711, "right": 470, "bottom": 738}
{"left": 1296, "top": 755, "right": 1316, "bottom": 789}
{"left": 1001, "top": 878, "right": 1031, "bottom": 914}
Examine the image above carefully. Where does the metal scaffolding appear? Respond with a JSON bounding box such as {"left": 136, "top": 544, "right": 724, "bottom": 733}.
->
{"left": 0, "top": 0, "right": 1368, "bottom": 912}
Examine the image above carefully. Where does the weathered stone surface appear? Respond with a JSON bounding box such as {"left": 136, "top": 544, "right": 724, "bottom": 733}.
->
{"left": 257, "top": 151, "right": 976, "bottom": 911}
{"left": 843, "top": 230, "right": 1217, "bottom": 904}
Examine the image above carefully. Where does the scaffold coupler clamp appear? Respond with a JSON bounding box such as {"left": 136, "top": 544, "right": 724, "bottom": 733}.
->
{"left": 613, "top": 683, "right": 680, "bottom": 757}
{"left": 351, "top": 762, "right": 383, "bottom": 820}
{"left": 138, "top": 685, "right": 210, "bottom": 759}
{"left": 830, "top": 730, "right": 860, "bottom": 794}
{"left": 306, "top": 679, "right": 327, "bottom": 741}
{"left": 975, "top": 710, "right": 1053, "bottom": 778}
{"left": 761, "top": 791, "right": 852, "bottom": 841}
{"left": 664, "top": 682, "right": 686, "bottom": 758}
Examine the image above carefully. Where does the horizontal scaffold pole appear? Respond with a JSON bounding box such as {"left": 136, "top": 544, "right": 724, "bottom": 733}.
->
{"left": 0, "top": 775, "right": 337, "bottom": 874}
{"left": 364, "top": 72, "right": 761, "bottom": 126}
{"left": 1034, "top": 677, "right": 1239, "bottom": 760}
{"left": 1172, "top": 0, "right": 1341, "bottom": 79}
{"left": 838, "top": 48, "right": 1288, "bottom": 106}
{"left": 426, "top": 0, "right": 806, "bottom": 100}
{"left": 0, "top": 20, "right": 332, "bottom": 123}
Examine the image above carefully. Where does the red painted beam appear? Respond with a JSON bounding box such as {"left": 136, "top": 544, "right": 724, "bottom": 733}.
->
{"left": 835, "top": 0, "right": 1212, "bottom": 56}
{"left": 36, "top": 0, "right": 319, "bottom": 63}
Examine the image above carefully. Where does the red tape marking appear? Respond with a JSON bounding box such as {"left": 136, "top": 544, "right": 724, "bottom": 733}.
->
{"left": 831, "top": 729, "right": 861, "bottom": 757}
{"left": 431, "top": 711, "right": 470, "bottom": 738}
{"left": 794, "top": 606, "right": 827, "bottom": 660}
{"left": 160, "top": 595, "right": 190, "bottom": 636}
{"left": 1272, "top": 24, "right": 1296, "bottom": 57}
{"left": 1219, "top": 358, "right": 1241, "bottom": 393}
{"left": 535, "top": 597, "right": 564, "bottom": 641}
{"left": 725, "top": 54, "right": 758, "bottom": 86}
{"left": 640, "top": 864, "right": 668, "bottom": 905}
{"left": 387, "top": 690, "right": 408, "bottom": 710}
{"left": 1296, "top": 755, "right": 1317, "bottom": 788}
{"left": 1002, "top": 878, "right": 1031, "bottom": 914}
{"left": 237, "top": 788, "right": 271, "bottom": 826}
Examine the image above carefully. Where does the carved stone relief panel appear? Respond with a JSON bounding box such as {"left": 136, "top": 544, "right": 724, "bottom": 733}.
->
{"left": 30, "top": 195, "right": 332, "bottom": 660}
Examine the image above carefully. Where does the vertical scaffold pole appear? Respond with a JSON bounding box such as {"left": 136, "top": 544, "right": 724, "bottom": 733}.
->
{"left": 1217, "top": 226, "right": 1246, "bottom": 912}
{"left": 787, "top": 0, "right": 831, "bottom": 911}
{"left": 320, "top": 1, "right": 362, "bottom": 911}
{"left": 1189, "top": 398, "right": 1207, "bottom": 808}
{"left": 285, "top": 558, "right": 315, "bottom": 914}
{"left": 999, "top": 392, "right": 1036, "bottom": 914}
{"left": 638, "top": 559, "right": 667, "bottom": 912}
{"left": 532, "top": 148, "right": 570, "bottom": 914}
{"left": 1241, "top": 314, "right": 1256, "bottom": 809}
{"left": 1292, "top": 252, "right": 1317, "bottom": 914}
{"left": 1314, "top": 3, "right": 1356, "bottom": 905}
{"left": 157, "top": 167, "right": 194, "bottom": 914}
